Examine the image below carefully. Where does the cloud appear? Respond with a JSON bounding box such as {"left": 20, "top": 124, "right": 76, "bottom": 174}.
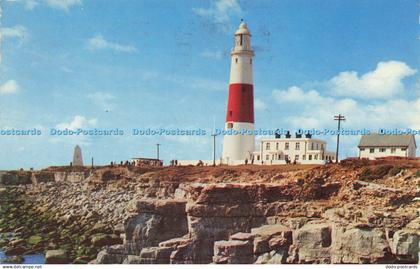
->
{"left": 329, "top": 61, "right": 417, "bottom": 99}
{"left": 273, "top": 86, "right": 329, "bottom": 105}
{"left": 24, "top": 0, "right": 38, "bottom": 9}
{"left": 271, "top": 83, "right": 420, "bottom": 158}
{"left": 86, "top": 34, "right": 137, "bottom": 53}
{"left": 1, "top": 25, "right": 28, "bottom": 45}
{"left": 254, "top": 98, "right": 267, "bottom": 110}
{"left": 193, "top": 0, "right": 241, "bottom": 32}
{"left": 0, "top": 80, "right": 19, "bottom": 94}
{"left": 56, "top": 115, "right": 97, "bottom": 130}
{"left": 7, "top": 0, "right": 80, "bottom": 10}
{"left": 45, "top": 0, "right": 81, "bottom": 10}
{"left": 200, "top": 50, "right": 223, "bottom": 60}
{"left": 86, "top": 92, "right": 116, "bottom": 111}
{"left": 272, "top": 85, "right": 420, "bottom": 131}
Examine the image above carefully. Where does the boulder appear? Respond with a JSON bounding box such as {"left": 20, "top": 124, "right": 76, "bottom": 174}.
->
{"left": 5, "top": 246, "right": 26, "bottom": 256}
{"left": 287, "top": 221, "right": 332, "bottom": 263}
{"left": 214, "top": 240, "right": 253, "bottom": 257}
{"left": 122, "top": 255, "right": 142, "bottom": 264}
{"left": 331, "top": 226, "right": 393, "bottom": 263}
{"left": 390, "top": 230, "right": 419, "bottom": 263}
{"left": 91, "top": 234, "right": 122, "bottom": 247}
{"left": 45, "top": 249, "right": 68, "bottom": 264}
{"left": 2, "top": 255, "right": 25, "bottom": 264}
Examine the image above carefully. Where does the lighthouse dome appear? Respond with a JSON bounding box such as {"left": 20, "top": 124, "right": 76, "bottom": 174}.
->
{"left": 235, "top": 21, "right": 250, "bottom": 35}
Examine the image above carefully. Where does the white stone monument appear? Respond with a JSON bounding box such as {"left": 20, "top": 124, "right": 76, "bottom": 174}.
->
{"left": 73, "top": 145, "right": 84, "bottom": 166}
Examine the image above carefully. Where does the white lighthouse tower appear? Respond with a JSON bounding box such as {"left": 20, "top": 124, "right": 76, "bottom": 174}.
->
{"left": 222, "top": 21, "right": 255, "bottom": 165}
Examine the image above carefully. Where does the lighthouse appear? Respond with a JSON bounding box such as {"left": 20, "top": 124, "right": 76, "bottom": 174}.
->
{"left": 222, "top": 21, "right": 255, "bottom": 164}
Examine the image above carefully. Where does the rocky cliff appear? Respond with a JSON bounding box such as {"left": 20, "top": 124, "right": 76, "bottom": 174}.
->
{"left": 0, "top": 159, "right": 419, "bottom": 264}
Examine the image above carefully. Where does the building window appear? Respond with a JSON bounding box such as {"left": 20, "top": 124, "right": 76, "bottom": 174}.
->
{"left": 285, "top": 154, "right": 289, "bottom": 161}
{"left": 314, "top": 154, "right": 318, "bottom": 160}
{"left": 276, "top": 143, "right": 279, "bottom": 150}
{"left": 360, "top": 148, "right": 365, "bottom": 151}
{"left": 227, "top": 123, "right": 233, "bottom": 129}
{"left": 266, "top": 155, "right": 269, "bottom": 160}
{"left": 401, "top": 148, "right": 407, "bottom": 151}
{"left": 278, "top": 154, "right": 281, "bottom": 160}
{"left": 379, "top": 148, "right": 386, "bottom": 153}
{"left": 295, "top": 155, "right": 299, "bottom": 161}
{"left": 266, "top": 143, "right": 270, "bottom": 150}
{"left": 285, "top": 142, "right": 289, "bottom": 150}
{"left": 311, "top": 143, "right": 314, "bottom": 150}
{"left": 295, "top": 142, "right": 300, "bottom": 150}
{"left": 309, "top": 155, "right": 312, "bottom": 160}
{"left": 257, "top": 155, "right": 260, "bottom": 161}
{"left": 302, "top": 155, "right": 306, "bottom": 160}
{"left": 391, "top": 148, "right": 396, "bottom": 154}
{"left": 321, "top": 144, "right": 324, "bottom": 150}
{"left": 369, "top": 148, "right": 374, "bottom": 153}
{"left": 316, "top": 143, "right": 319, "bottom": 150}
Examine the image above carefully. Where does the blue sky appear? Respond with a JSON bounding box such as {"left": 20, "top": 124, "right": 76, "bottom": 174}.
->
{"left": 0, "top": 0, "right": 419, "bottom": 169}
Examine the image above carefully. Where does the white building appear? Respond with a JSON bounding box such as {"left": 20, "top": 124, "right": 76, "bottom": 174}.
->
{"left": 358, "top": 134, "right": 417, "bottom": 160}
{"left": 250, "top": 134, "right": 336, "bottom": 165}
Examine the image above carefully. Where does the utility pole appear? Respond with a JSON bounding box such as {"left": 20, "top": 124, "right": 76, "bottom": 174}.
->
{"left": 211, "top": 133, "right": 217, "bottom": 166}
{"left": 334, "top": 114, "right": 345, "bottom": 163}
{"left": 156, "top": 143, "right": 161, "bottom": 160}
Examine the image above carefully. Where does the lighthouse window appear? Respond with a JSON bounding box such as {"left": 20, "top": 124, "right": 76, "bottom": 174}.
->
{"left": 229, "top": 111, "right": 233, "bottom": 117}
{"left": 227, "top": 123, "right": 233, "bottom": 129}
{"left": 240, "top": 34, "right": 243, "bottom": 46}
{"left": 250, "top": 59, "right": 252, "bottom": 64}
{"left": 235, "top": 58, "right": 238, "bottom": 63}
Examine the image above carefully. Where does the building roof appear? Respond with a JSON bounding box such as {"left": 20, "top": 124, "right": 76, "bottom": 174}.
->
{"left": 235, "top": 21, "right": 251, "bottom": 35}
{"left": 358, "top": 134, "right": 416, "bottom": 148}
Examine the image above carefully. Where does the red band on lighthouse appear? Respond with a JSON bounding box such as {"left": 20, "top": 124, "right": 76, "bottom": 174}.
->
{"left": 226, "top": 83, "right": 254, "bottom": 123}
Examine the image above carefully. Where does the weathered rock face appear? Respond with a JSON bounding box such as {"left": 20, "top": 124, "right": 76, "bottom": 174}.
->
{"left": 2, "top": 160, "right": 418, "bottom": 264}
{"left": 390, "top": 230, "right": 419, "bottom": 262}
{"left": 54, "top": 172, "right": 88, "bottom": 183}
{"left": 0, "top": 171, "right": 32, "bottom": 185}
{"left": 96, "top": 199, "right": 188, "bottom": 263}
{"left": 287, "top": 221, "right": 332, "bottom": 263}
{"left": 214, "top": 224, "right": 293, "bottom": 264}
{"left": 94, "top": 181, "right": 419, "bottom": 264}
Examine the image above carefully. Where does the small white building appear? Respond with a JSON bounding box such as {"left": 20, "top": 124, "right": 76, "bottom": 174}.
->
{"left": 251, "top": 134, "right": 336, "bottom": 165}
{"left": 358, "top": 134, "right": 417, "bottom": 160}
